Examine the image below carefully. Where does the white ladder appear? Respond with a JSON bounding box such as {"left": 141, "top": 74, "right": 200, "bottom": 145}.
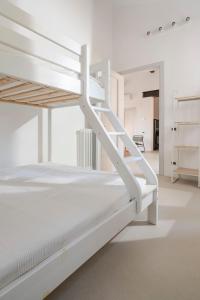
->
{"left": 80, "top": 46, "right": 158, "bottom": 224}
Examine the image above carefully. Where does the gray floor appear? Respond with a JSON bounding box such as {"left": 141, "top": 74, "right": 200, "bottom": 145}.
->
{"left": 47, "top": 177, "right": 200, "bottom": 300}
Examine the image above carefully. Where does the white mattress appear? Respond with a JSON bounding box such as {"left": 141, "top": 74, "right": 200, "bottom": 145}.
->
{"left": 0, "top": 163, "right": 132, "bottom": 290}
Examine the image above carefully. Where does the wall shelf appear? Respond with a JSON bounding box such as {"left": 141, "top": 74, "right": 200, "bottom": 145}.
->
{"left": 175, "top": 145, "right": 199, "bottom": 150}
{"left": 176, "top": 95, "right": 200, "bottom": 102}
{"left": 175, "top": 122, "right": 200, "bottom": 126}
{"left": 175, "top": 167, "right": 199, "bottom": 177}
{"left": 172, "top": 95, "right": 200, "bottom": 187}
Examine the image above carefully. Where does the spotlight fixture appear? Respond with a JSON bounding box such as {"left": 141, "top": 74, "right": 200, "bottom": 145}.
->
{"left": 146, "top": 17, "right": 190, "bottom": 37}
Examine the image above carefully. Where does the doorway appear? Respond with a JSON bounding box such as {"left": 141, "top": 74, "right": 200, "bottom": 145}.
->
{"left": 122, "top": 66, "right": 162, "bottom": 175}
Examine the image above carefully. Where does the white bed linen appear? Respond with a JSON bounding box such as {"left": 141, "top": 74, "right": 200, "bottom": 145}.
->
{"left": 0, "top": 163, "right": 132, "bottom": 290}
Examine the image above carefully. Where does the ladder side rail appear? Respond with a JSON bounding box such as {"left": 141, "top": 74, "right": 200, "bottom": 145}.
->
{"left": 81, "top": 104, "right": 142, "bottom": 202}
{"left": 107, "top": 110, "right": 158, "bottom": 186}
{"left": 122, "top": 134, "right": 158, "bottom": 185}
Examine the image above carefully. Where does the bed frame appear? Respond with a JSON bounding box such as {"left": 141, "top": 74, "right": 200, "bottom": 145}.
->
{"left": 0, "top": 1, "right": 158, "bottom": 299}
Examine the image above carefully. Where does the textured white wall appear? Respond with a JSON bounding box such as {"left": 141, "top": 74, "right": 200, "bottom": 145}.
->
{"left": 0, "top": 0, "right": 112, "bottom": 167}
{"left": 113, "top": 0, "right": 200, "bottom": 175}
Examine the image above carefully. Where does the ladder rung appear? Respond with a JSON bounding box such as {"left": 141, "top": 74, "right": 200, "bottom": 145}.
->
{"left": 90, "top": 98, "right": 105, "bottom": 103}
{"left": 93, "top": 107, "right": 110, "bottom": 112}
{"left": 109, "top": 131, "right": 125, "bottom": 136}
{"left": 125, "top": 156, "right": 142, "bottom": 163}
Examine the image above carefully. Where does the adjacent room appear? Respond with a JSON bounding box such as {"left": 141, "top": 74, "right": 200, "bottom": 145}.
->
{"left": 123, "top": 68, "right": 160, "bottom": 174}
{"left": 0, "top": 1, "right": 200, "bottom": 300}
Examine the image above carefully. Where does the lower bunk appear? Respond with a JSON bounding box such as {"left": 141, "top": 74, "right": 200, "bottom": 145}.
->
{"left": 0, "top": 163, "right": 155, "bottom": 300}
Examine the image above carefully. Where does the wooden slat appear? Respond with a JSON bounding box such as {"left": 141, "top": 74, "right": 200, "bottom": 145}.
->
{"left": 47, "top": 99, "right": 80, "bottom": 108}
{"left": 0, "top": 74, "right": 81, "bottom": 108}
{"left": 0, "top": 98, "right": 48, "bottom": 109}
{"left": 16, "top": 91, "right": 69, "bottom": 103}
{"left": 0, "top": 80, "right": 25, "bottom": 91}
{"left": 33, "top": 94, "right": 80, "bottom": 105}
{"left": 0, "top": 77, "right": 8, "bottom": 83}
{"left": 5, "top": 87, "right": 55, "bottom": 101}
{"left": 0, "top": 82, "right": 29, "bottom": 95}
{"left": 0, "top": 83, "right": 40, "bottom": 97}
{"left": 0, "top": 77, "right": 16, "bottom": 86}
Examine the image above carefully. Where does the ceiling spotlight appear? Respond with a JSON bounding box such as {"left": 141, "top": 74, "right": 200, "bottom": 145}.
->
{"left": 186, "top": 16, "right": 190, "bottom": 22}
{"left": 147, "top": 31, "right": 151, "bottom": 36}
{"left": 171, "top": 21, "right": 176, "bottom": 27}
{"left": 158, "top": 26, "right": 163, "bottom": 32}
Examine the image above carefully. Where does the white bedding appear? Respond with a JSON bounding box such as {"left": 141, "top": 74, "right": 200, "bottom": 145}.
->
{"left": 0, "top": 163, "right": 133, "bottom": 290}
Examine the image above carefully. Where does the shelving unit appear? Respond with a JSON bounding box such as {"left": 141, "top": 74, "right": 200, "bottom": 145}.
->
{"left": 175, "top": 145, "right": 199, "bottom": 150}
{"left": 175, "top": 122, "right": 200, "bottom": 126}
{"left": 176, "top": 95, "right": 200, "bottom": 102}
{"left": 171, "top": 95, "right": 200, "bottom": 187}
{"left": 175, "top": 167, "right": 199, "bottom": 177}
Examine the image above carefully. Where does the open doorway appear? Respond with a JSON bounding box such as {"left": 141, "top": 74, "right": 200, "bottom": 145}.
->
{"left": 123, "top": 67, "right": 160, "bottom": 174}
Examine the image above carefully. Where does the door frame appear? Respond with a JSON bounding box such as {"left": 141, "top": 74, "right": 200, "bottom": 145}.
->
{"left": 120, "top": 61, "right": 164, "bottom": 176}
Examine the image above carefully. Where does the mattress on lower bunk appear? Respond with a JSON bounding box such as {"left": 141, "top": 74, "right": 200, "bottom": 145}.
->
{"left": 0, "top": 163, "right": 133, "bottom": 290}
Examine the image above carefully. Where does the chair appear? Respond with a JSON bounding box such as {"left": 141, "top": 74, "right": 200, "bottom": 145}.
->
{"left": 132, "top": 135, "right": 145, "bottom": 152}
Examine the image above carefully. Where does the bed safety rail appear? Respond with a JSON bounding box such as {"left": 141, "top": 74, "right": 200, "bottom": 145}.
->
{"left": 0, "top": 0, "right": 81, "bottom": 54}
{"left": 0, "top": 0, "right": 81, "bottom": 74}
{"left": 0, "top": 0, "right": 106, "bottom": 105}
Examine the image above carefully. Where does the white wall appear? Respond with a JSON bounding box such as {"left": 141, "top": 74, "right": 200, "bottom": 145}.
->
{"left": 124, "top": 70, "right": 159, "bottom": 151}
{"left": 113, "top": 0, "right": 200, "bottom": 175}
{"left": 0, "top": 0, "right": 112, "bottom": 168}
{"left": 92, "top": 0, "right": 113, "bottom": 63}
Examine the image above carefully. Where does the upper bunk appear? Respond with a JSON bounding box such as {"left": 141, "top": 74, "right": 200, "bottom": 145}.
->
{"left": 0, "top": 0, "right": 106, "bottom": 109}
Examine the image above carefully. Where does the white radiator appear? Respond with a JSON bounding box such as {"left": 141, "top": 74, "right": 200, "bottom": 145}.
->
{"left": 76, "top": 129, "right": 96, "bottom": 169}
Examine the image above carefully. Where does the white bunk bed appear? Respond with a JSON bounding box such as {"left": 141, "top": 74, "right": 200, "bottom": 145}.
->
{"left": 0, "top": 1, "right": 158, "bottom": 300}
